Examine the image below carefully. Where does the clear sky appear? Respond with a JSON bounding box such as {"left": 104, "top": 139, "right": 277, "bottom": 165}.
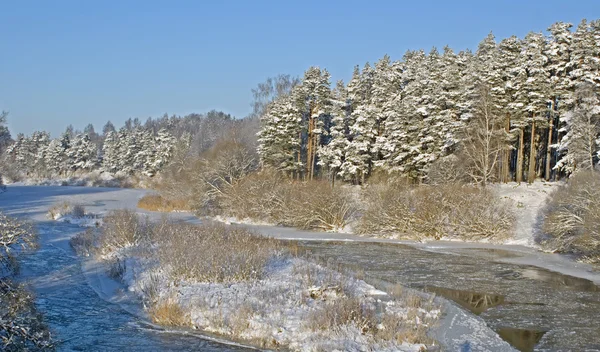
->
{"left": 1, "top": 0, "right": 599, "bottom": 137}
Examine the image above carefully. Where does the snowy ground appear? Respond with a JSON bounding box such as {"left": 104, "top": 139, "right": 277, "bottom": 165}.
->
{"left": 494, "top": 182, "right": 559, "bottom": 246}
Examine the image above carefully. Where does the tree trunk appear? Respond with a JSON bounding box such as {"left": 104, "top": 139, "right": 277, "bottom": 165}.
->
{"left": 545, "top": 101, "right": 555, "bottom": 181}
{"left": 306, "top": 114, "right": 313, "bottom": 180}
{"left": 516, "top": 127, "right": 524, "bottom": 184}
{"left": 297, "top": 131, "right": 302, "bottom": 181}
{"left": 502, "top": 113, "right": 511, "bottom": 183}
{"left": 528, "top": 119, "right": 536, "bottom": 184}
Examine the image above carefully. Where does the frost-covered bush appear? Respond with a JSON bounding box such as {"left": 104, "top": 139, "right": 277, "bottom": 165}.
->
{"left": 540, "top": 171, "right": 600, "bottom": 263}
{"left": 0, "top": 281, "right": 54, "bottom": 351}
{"left": 47, "top": 202, "right": 86, "bottom": 220}
{"left": 155, "top": 222, "right": 280, "bottom": 282}
{"left": 69, "top": 228, "right": 98, "bottom": 257}
{"left": 0, "top": 212, "right": 37, "bottom": 271}
{"left": 222, "top": 171, "right": 358, "bottom": 231}
{"left": 98, "top": 209, "right": 151, "bottom": 254}
{"left": 0, "top": 212, "right": 53, "bottom": 351}
{"left": 357, "top": 183, "right": 515, "bottom": 241}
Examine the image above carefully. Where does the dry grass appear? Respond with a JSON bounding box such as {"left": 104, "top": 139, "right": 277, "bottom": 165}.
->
{"left": 148, "top": 298, "right": 190, "bottom": 327}
{"left": 137, "top": 194, "right": 191, "bottom": 212}
{"left": 47, "top": 201, "right": 86, "bottom": 219}
{"left": 155, "top": 222, "right": 281, "bottom": 283}
{"left": 69, "top": 228, "right": 98, "bottom": 257}
{"left": 309, "top": 297, "right": 376, "bottom": 334}
{"left": 541, "top": 171, "right": 600, "bottom": 263}
{"left": 357, "top": 182, "right": 515, "bottom": 241}
{"left": 98, "top": 209, "right": 151, "bottom": 254}
{"left": 307, "top": 292, "right": 436, "bottom": 346}
{"left": 222, "top": 171, "right": 358, "bottom": 231}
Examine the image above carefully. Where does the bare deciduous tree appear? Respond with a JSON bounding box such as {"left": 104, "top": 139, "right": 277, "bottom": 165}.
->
{"left": 460, "top": 84, "right": 507, "bottom": 186}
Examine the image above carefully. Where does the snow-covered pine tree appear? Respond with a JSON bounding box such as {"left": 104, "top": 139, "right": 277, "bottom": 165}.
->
{"left": 145, "top": 128, "right": 176, "bottom": 176}
{"left": 342, "top": 63, "right": 376, "bottom": 183}
{"left": 68, "top": 133, "right": 98, "bottom": 171}
{"left": 101, "top": 130, "right": 121, "bottom": 173}
{"left": 555, "top": 84, "right": 600, "bottom": 172}
{"left": 131, "top": 128, "right": 155, "bottom": 175}
{"left": 522, "top": 32, "right": 551, "bottom": 183}
{"left": 545, "top": 22, "right": 574, "bottom": 180}
{"left": 317, "top": 80, "right": 350, "bottom": 184}
{"left": 371, "top": 55, "right": 403, "bottom": 173}
{"left": 497, "top": 36, "right": 524, "bottom": 182}
{"left": 294, "top": 66, "right": 332, "bottom": 180}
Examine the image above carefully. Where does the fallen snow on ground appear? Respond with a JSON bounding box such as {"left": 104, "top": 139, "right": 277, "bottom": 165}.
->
{"left": 494, "top": 181, "right": 559, "bottom": 247}
{"left": 7, "top": 171, "right": 134, "bottom": 189}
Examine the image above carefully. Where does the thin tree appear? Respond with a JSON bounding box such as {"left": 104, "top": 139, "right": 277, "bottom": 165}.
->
{"left": 460, "top": 84, "right": 506, "bottom": 186}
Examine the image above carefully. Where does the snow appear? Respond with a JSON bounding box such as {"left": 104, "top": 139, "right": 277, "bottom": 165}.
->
{"left": 494, "top": 181, "right": 559, "bottom": 247}
{"left": 104, "top": 245, "right": 439, "bottom": 351}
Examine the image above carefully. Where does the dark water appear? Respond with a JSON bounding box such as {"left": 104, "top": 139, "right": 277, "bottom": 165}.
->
{"left": 299, "top": 241, "right": 600, "bottom": 352}
{"left": 17, "top": 221, "right": 250, "bottom": 352}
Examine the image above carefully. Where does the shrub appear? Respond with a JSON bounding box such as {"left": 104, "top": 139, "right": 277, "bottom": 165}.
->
{"left": 222, "top": 171, "right": 358, "bottom": 231}
{"left": 540, "top": 171, "right": 600, "bottom": 263}
{"left": 357, "top": 182, "right": 515, "bottom": 241}
{"left": 47, "top": 202, "right": 86, "bottom": 220}
{"left": 155, "top": 222, "right": 280, "bottom": 283}
{"left": 308, "top": 297, "right": 375, "bottom": 334}
{"left": 0, "top": 281, "right": 54, "bottom": 351}
{"left": 69, "top": 228, "right": 99, "bottom": 257}
{"left": 98, "top": 209, "right": 151, "bottom": 254}
{"left": 148, "top": 298, "right": 190, "bottom": 327}
{"left": 0, "top": 212, "right": 37, "bottom": 272}
{"left": 137, "top": 194, "right": 191, "bottom": 212}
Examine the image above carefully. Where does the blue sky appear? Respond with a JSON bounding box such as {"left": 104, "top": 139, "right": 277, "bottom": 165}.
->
{"left": 1, "top": 0, "right": 599, "bottom": 137}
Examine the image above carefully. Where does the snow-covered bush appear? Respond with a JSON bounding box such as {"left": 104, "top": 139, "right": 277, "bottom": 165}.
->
{"left": 540, "top": 171, "right": 600, "bottom": 263}
{"left": 0, "top": 212, "right": 53, "bottom": 350}
{"left": 221, "top": 170, "right": 358, "bottom": 231}
{"left": 155, "top": 222, "right": 280, "bottom": 282}
{"left": 97, "top": 209, "right": 151, "bottom": 254}
{"left": 0, "top": 212, "right": 37, "bottom": 271}
{"left": 357, "top": 182, "right": 515, "bottom": 241}
{"left": 47, "top": 202, "right": 86, "bottom": 220}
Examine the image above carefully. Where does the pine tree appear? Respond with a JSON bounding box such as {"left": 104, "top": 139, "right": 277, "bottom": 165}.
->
{"left": 257, "top": 91, "right": 303, "bottom": 175}
{"left": 101, "top": 130, "right": 120, "bottom": 173}
{"left": 317, "top": 80, "right": 350, "bottom": 184}
{"left": 555, "top": 84, "right": 600, "bottom": 173}
{"left": 343, "top": 63, "right": 376, "bottom": 183}
{"left": 521, "top": 32, "right": 551, "bottom": 183}
{"left": 295, "top": 66, "right": 332, "bottom": 180}
{"left": 546, "top": 22, "right": 574, "bottom": 180}
{"left": 68, "top": 134, "right": 98, "bottom": 171}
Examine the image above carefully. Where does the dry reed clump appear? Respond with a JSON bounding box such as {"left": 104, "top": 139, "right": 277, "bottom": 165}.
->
{"left": 137, "top": 194, "right": 191, "bottom": 212}
{"left": 357, "top": 182, "right": 515, "bottom": 241}
{"left": 98, "top": 209, "right": 151, "bottom": 254}
{"left": 69, "top": 228, "right": 99, "bottom": 257}
{"left": 541, "top": 171, "right": 600, "bottom": 263}
{"left": 155, "top": 222, "right": 281, "bottom": 283}
{"left": 307, "top": 292, "right": 436, "bottom": 346}
{"left": 47, "top": 201, "right": 86, "bottom": 219}
{"left": 148, "top": 298, "right": 190, "bottom": 327}
{"left": 222, "top": 171, "right": 358, "bottom": 231}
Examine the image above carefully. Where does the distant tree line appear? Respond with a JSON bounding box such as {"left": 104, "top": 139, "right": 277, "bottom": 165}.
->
{"left": 0, "top": 110, "right": 254, "bottom": 180}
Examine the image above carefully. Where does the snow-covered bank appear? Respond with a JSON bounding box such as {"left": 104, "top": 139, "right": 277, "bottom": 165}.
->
{"left": 74, "top": 214, "right": 441, "bottom": 351}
